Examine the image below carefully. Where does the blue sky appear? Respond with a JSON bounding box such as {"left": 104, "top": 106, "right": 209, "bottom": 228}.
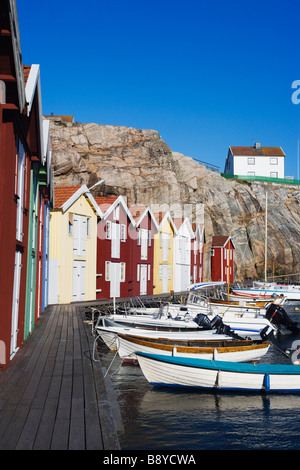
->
{"left": 17, "top": 0, "right": 300, "bottom": 177}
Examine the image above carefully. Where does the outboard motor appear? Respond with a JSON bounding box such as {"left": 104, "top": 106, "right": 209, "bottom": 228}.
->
{"left": 210, "top": 315, "right": 245, "bottom": 340}
{"left": 193, "top": 313, "right": 213, "bottom": 330}
{"left": 266, "top": 304, "right": 300, "bottom": 334}
{"left": 259, "top": 325, "right": 274, "bottom": 342}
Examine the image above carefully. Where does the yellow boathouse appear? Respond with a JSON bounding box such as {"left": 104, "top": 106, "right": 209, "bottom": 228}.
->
{"left": 48, "top": 185, "right": 102, "bottom": 304}
{"left": 153, "top": 211, "right": 176, "bottom": 294}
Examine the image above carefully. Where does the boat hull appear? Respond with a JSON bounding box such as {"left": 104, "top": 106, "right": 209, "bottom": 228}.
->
{"left": 136, "top": 352, "right": 300, "bottom": 392}
{"left": 233, "top": 288, "right": 300, "bottom": 301}
{"left": 116, "top": 334, "right": 270, "bottom": 363}
{"left": 96, "top": 325, "right": 235, "bottom": 351}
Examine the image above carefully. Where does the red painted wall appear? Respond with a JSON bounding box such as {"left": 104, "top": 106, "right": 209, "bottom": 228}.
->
{"left": 96, "top": 203, "right": 134, "bottom": 300}
{"left": 211, "top": 240, "right": 234, "bottom": 283}
{"left": 0, "top": 110, "right": 31, "bottom": 367}
{"left": 190, "top": 233, "right": 204, "bottom": 284}
{"left": 131, "top": 212, "right": 155, "bottom": 297}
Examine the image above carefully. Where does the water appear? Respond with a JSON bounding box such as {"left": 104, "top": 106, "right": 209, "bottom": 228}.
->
{"left": 97, "top": 307, "right": 300, "bottom": 450}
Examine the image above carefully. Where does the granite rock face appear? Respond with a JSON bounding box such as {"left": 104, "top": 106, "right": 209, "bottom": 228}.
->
{"left": 50, "top": 120, "right": 300, "bottom": 281}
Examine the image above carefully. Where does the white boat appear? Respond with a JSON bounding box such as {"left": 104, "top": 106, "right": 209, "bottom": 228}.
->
{"left": 106, "top": 312, "right": 200, "bottom": 331}
{"left": 136, "top": 352, "right": 300, "bottom": 392}
{"left": 107, "top": 283, "right": 280, "bottom": 338}
{"left": 95, "top": 317, "right": 247, "bottom": 351}
{"left": 232, "top": 281, "right": 300, "bottom": 301}
{"left": 115, "top": 333, "right": 270, "bottom": 363}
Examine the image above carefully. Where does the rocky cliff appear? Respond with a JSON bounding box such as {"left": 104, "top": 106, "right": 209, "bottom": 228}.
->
{"left": 49, "top": 118, "right": 300, "bottom": 282}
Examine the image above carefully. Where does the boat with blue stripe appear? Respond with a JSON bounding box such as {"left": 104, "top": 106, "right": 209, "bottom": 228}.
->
{"left": 136, "top": 352, "right": 300, "bottom": 392}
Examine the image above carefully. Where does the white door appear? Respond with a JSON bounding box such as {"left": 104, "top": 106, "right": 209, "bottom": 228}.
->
{"left": 28, "top": 254, "right": 35, "bottom": 333}
{"left": 162, "top": 264, "right": 169, "bottom": 293}
{"left": 73, "top": 260, "right": 85, "bottom": 301}
{"left": 48, "top": 259, "right": 59, "bottom": 304}
{"left": 110, "top": 262, "right": 120, "bottom": 298}
{"left": 181, "top": 264, "right": 190, "bottom": 291}
{"left": 140, "top": 264, "right": 147, "bottom": 295}
{"left": 11, "top": 251, "right": 22, "bottom": 359}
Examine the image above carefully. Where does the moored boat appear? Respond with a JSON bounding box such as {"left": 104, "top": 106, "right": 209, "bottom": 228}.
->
{"left": 232, "top": 281, "right": 300, "bottom": 301}
{"left": 115, "top": 333, "right": 270, "bottom": 363}
{"left": 95, "top": 320, "right": 236, "bottom": 351}
{"left": 136, "top": 352, "right": 300, "bottom": 392}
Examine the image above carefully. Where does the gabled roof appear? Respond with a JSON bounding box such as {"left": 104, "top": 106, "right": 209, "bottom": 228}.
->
{"left": 53, "top": 185, "right": 103, "bottom": 217}
{"left": 24, "top": 64, "right": 50, "bottom": 165}
{"left": 94, "top": 196, "right": 118, "bottom": 214}
{"left": 96, "top": 195, "right": 135, "bottom": 225}
{"left": 152, "top": 211, "right": 177, "bottom": 233}
{"left": 230, "top": 146, "right": 285, "bottom": 157}
{"left": 129, "top": 205, "right": 159, "bottom": 231}
{"left": 192, "top": 222, "right": 206, "bottom": 242}
{"left": 172, "top": 217, "right": 194, "bottom": 237}
{"left": 211, "top": 235, "right": 235, "bottom": 249}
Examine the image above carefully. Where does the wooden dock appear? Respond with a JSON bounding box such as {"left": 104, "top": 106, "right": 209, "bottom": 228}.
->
{"left": 0, "top": 304, "right": 120, "bottom": 450}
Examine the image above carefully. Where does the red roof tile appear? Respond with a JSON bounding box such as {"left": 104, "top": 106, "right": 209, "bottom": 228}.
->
{"left": 230, "top": 146, "right": 285, "bottom": 157}
{"left": 94, "top": 196, "right": 118, "bottom": 213}
{"left": 129, "top": 205, "right": 148, "bottom": 220}
{"left": 54, "top": 186, "right": 81, "bottom": 209}
{"left": 211, "top": 235, "right": 230, "bottom": 247}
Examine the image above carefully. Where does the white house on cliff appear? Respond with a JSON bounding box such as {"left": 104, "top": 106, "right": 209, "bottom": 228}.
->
{"left": 224, "top": 143, "right": 285, "bottom": 178}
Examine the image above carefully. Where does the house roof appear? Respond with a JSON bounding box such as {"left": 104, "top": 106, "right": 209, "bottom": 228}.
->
{"left": 192, "top": 222, "right": 206, "bottom": 241}
{"left": 230, "top": 146, "right": 285, "bottom": 157}
{"left": 96, "top": 195, "right": 135, "bottom": 224}
{"left": 129, "top": 205, "right": 159, "bottom": 231}
{"left": 53, "top": 185, "right": 103, "bottom": 217}
{"left": 54, "top": 186, "right": 81, "bottom": 208}
{"left": 173, "top": 217, "right": 194, "bottom": 237}
{"left": 152, "top": 211, "right": 177, "bottom": 233}
{"left": 129, "top": 205, "right": 148, "bottom": 220}
{"left": 23, "top": 65, "right": 31, "bottom": 85}
{"left": 211, "top": 235, "right": 235, "bottom": 249}
{"left": 94, "top": 196, "right": 118, "bottom": 214}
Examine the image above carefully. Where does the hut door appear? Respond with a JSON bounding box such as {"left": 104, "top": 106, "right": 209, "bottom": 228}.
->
{"left": 140, "top": 264, "right": 147, "bottom": 295}
{"left": 73, "top": 261, "right": 85, "bottom": 301}
{"left": 162, "top": 264, "right": 169, "bottom": 293}
{"left": 110, "top": 262, "right": 120, "bottom": 298}
{"left": 11, "top": 251, "right": 22, "bottom": 359}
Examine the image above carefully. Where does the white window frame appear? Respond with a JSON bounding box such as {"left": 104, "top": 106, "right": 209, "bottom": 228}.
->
{"left": 113, "top": 205, "right": 119, "bottom": 221}
{"left": 247, "top": 157, "right": 255, "bottom": 165}
{"left": 121, "top": 224, "right": 126, "bottom": 242}
{"left": 120, "top": 262, "right": 126, "bottom": 282}
{"left": 137, "top": 228, "right": 141, "bottom": 246}
{"left": 141, "top": 228, "right": 148, "bottom": 260}
{"left": 86, "top": 217, "right": 91, "bottom": 237}
{"left": 270, "top": 172, "right": 278, "bottom": 178}
{"left": 270, "top": 157, "right": 278, "bottom": 165}
{"left": 106, "top": 220, "right": 112, "bottom": 239}
{"left": 105, "top": 261, "right": 111, "bottom": 281}
{"left": 148, "top": 229, "right": 151, "bottom": 246}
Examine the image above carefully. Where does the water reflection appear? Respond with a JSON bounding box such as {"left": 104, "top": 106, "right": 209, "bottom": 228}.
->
{"left": 98, "top": 310, "right": 300, "bottom": 450}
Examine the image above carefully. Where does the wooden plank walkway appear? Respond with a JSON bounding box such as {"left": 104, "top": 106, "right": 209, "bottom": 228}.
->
{"left": 0, "top": 304, "right": 120, "bottom": 450}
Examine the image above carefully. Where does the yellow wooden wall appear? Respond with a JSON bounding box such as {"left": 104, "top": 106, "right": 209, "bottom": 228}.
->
{"left": 153, "top": 217, "right": 174, "bottom": 295}
{"left": 49, "top": 195, "right": 97, "bottom": 304}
